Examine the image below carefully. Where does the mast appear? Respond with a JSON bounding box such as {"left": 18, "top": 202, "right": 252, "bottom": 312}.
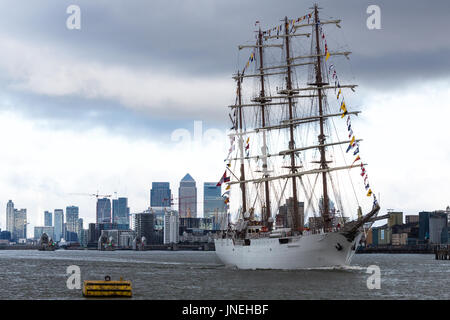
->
{"left": 283, "top": 16, "right": 301, "bottom": 232}
{"left": 313, "top": 4, "right": 331, "bottom": 231}
{"left": 236, "top": 71, "right": 247, "bottom": 216}
{"left": 257, "top": 28, "right": 271, "bottom": 228}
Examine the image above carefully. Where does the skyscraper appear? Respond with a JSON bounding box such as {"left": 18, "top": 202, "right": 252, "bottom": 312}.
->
{"left": 203, "top": 182, "right": 226, "bottom": 219}
{"left": 66, "top": 206, "right": 79, "bottom": 232}
{"left": 178, "top": 173, "right": 197, "bottom": 218}
{"left": 66, "top": 206, "right": 79, "bottom": 241}
{"left": 13, "top": 209, "right": 27, "bottom": 241}
{"left": 96, "top": 198, "right": 112, "bottom": 224}
{"left": 44, "top": 211, "right": 52, "bottom": 226}
{"left": 150, "top": 182, "right": 171, "bottom": 208}
{"left": 113, "top": 197, "right": 130, "bottom": 228}
{"left": 54, "top": 209, "right": 64, "bottom": 241}
{"left": 6, "top": 200, "right": 14, "bottom": 234}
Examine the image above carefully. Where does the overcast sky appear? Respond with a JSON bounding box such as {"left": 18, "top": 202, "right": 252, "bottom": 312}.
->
{"left": 0, "top": 0, "right": 449, "bottom": 235}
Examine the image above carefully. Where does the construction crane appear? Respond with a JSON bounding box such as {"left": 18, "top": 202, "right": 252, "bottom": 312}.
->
{"left": 69, "top": 192, "right": 113, "bottom": 199}
{"left": 68, "top": 192, "right": 115, "bottom": 224}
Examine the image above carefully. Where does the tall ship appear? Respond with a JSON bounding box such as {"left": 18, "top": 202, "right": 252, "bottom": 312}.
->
{"left": 214, "top": 4, "right": 380, "bottom": 269}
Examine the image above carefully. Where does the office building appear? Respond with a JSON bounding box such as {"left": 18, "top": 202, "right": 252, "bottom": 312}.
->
{"left": 44, "top": 211, "right": 52, "bottom": 226}
{"left": 203, "top": 182, "right": 226, "bottom": 219}
{"left": 54, "top": 209, "right": 64, "bottom": 241}
{"left": 164, "top": 210, "right": 179, "bottom": 244}
{"left": 79, "top": 228, "right": 89, "bottom": 247}
{"left": 113, "top": 197, "right": 130, "bottom": 228}
{"left": 88, "top": 223, "right": 99, "bottom": 245}
{"left": 151, "top": 207, "right": 166, "bottom": 230}
{"left": 13, "top": 209, "right": 27, "bottom": 241}
{"left": 150, "top": 182, "right": 171, "bottom": 207}
{"left": 66, "top": 206, "right": 79, "bottom": 235}
{"left": 96, "top": 198, "right": 112, "bottom": 224}
{"left": 134, "top": 211, "right": 155, "bottom": 242}
{"left": 0, "top": 230, "right": 11, "bottom": 241}
{"left": 6, "top": 200, "right": 14, "bottom": 234}
{"left": 178, "top": 173, "right": 197, "bottom": 218}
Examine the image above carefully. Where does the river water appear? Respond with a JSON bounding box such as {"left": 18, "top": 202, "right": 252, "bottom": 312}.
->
{"left": 0, "top": 250, "right": 448, "bottom": 299}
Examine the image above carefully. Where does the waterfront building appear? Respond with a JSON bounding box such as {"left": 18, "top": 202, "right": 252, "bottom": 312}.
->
{"left": 180, "top": 217, "right": 201, "bottom": 229}
{"left": 371, "top": 228, "right": 379, "bottom": 246}
{"left": 203, "top": 182, "right": 225, "bottom": 219}
{"left": 79, "top": 228, "right": 89, "bottom": 247}
{"left": 419, "top": 211, "right": 449, "bottom": 244}
{"left": 100, "top": 229, "right": 136, "bottom": 248}
{"left": 180, "top": 217, "right": 213, "bottom": 234}
{"left": 13, "top": 209, "right": 27, "bottom": 241}
{"left": 0, "top": 230, "right": 11, "bottom": 241}
{"left": 112, "top": 197, "right": 130, "bottom": 228}
{"left": 388, "top": 212, "right": 403, "bottom": 227}
{"left": 150, "top": 207, "right": 166, "bottom": 230}
{"left": 405, "top": 215, "right": 419, "bottom": 224}
{"left": 179, "top": 228, "right": 216, "bottom": 244}
{"left": 96, "top": 198, "right": 112, "bottom": 224}
{"left": 44, "top": 211, "right": 52, "bottom": 226}
{"left": 391, "top": 233, "right": 408, "bottom": 246}
{"left": 54, "top": 209, "right": 64, "bottom": 242}
{"left": 88, "top": 223, "right": 99, "bottom": 245}
{"left": 391, "top": 222, "right": 419, "bottom": 245}
{"left": 379, "top": 225, "right": 391, "bottom": 245}
{"left": 6, "top": 200, "right": 14, "bottom": 235}
{"left": 34, "top": 226, "right": 55, "bottom": 240}
{"left": 134, "top": 211, "right": 155, "bottom": 242}
{"left": 164, "top": 210, "right": 179, "bottom": 244}
{"left": 150, "top": 182, "right": 171, "bottom": 207}
{"left": 66, "top": 206, "right": 79, "bottom": 236}
{"left": 5, "top": 201, "right": 28, "bottom": 241}
{"left": 178, "top": 174, "right": 197, "bottom": 218}
{"left": 371, "top": 224, "right": 391, "bottom": 245}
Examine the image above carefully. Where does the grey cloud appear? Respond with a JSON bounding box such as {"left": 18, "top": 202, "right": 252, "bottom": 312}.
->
{"left": 0, "top": 0, "right": 448, "bottom": 136}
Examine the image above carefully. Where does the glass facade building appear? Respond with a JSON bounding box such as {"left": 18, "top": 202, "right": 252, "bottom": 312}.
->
{"left": 44, "top": 211, "right": 52, "bottom": 226}
{"left": 203, "top": 182, "right": 225, "bottom": 219}
{"left": 113, "top": 197, "right": 130, "bottom": 228}
{"left": 150, "top": 182, "right": 171, "bottom": 207}
{"left": 54, "top": 209, "right": 64, "bottom": 241}
{"left": 96, "top": 198, "right": 112, "bottom": 224}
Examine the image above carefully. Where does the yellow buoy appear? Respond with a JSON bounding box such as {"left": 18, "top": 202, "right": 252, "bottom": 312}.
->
{"left": 83, "top": 276, "right": 132, "bottom": 298}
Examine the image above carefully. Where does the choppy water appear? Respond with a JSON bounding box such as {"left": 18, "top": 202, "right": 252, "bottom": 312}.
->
{"left": 0, "top": 250, "right": 448, "bottom": 299}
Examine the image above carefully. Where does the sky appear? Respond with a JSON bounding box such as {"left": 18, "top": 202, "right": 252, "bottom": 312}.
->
{"left": 0, "top": 0, "right": 449, "bottom": 236}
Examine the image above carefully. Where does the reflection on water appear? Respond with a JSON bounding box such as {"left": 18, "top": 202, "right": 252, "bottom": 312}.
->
{"left": 0, "top": 250, "right": 448, "bottom": 299}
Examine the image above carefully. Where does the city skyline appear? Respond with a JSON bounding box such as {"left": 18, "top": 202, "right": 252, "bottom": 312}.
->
{"left": 1, "top": 174, "right": 231, "bottom": 237}
{"left": 0, "top": 0, "right": 449, "bottom": 236}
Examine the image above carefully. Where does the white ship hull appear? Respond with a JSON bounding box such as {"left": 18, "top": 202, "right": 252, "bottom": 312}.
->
{"left": 214, "top": 231, "right": 362, "bottom": 270}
